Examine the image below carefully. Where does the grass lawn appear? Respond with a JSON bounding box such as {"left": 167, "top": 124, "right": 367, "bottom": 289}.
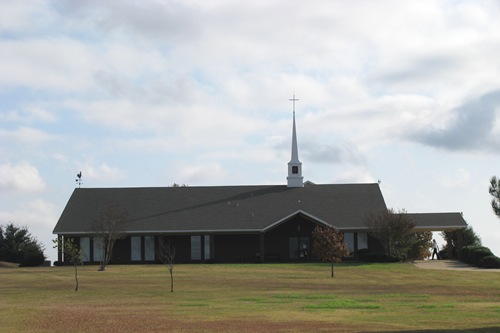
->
{"left": 1, "top": 262, "right": 499, "bottom": 332}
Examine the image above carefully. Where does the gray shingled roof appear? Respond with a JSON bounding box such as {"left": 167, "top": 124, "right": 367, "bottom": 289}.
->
{"left": 53, "top": 183, "right": 388, "bottom": 234}
{"left": 407, "top": 212, "right": 468, "bottom": 231}
{"left": 53, "top": 184, "right": 468, "bottom": 235}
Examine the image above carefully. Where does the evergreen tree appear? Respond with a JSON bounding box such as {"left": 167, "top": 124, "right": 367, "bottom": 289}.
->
{"left": 0, "top": 223, "right": 45, "bottom": 266}
{"left": 489, "top": 176, "right": 500, "bottom": 220}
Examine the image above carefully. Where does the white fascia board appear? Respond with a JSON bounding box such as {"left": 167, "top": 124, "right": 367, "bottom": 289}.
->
{"left": 55, "top": 229, "right": 264, "bottom": 235}
{"left": 412, "top": 225, "right": 467, "bottom": 230}
{"left": 263, "top": 210, "right": 335, "bottom": 231}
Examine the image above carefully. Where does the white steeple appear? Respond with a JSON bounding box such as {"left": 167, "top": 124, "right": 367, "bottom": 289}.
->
{"left": 287, "top": 95, "right": 303, "bottom": 187}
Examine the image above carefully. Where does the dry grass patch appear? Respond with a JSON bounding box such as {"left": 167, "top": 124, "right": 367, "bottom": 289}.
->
{"left": 1, "top": 263, "right": 499, "bottom": 332}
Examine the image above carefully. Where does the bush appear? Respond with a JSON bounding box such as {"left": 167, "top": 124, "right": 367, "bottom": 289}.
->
{"left": 480, "top": 256, "right": 500, "bottom": 269}
{"left": 359, "top": 250, "right": 399, "bottom": 263}
{"left": 357, "top": 248, "right": 371, "bottom": 260}
{"left": 460, "top": 245, "right": 494, "bottom": 267}
{"left": 438, "top": 249, "right": 448, "bottom": 260}
{"left": 472, "top": 248, "right": 493, "bottom": 267}
{"left": 461, "top": 245, "right": 482, "bottom": 264}
{"left": 53, "top": 261, "right": 62, "bottom": 266}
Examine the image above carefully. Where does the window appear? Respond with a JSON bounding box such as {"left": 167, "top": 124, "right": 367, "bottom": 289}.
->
{"left": 344, "top": 233, "right": 354, "bottom": 253}
{"left": 131, "top": 236, "right": 141, "bottom": 261}
{"left": 357, "top": 233, "right": 368, "bottom": 250}
{"left": 144, "top": 236, "right": 155, "bottom": 261}
{"left": 191, "top": 236, "right": 201, "bottom": 260}
{"left": 93, "top": 238, "right": 103, "bottom": 262}
{"left": 80, "top": 237, "right": 90, "bottom": 262}
{"left": 292, "top": 166, "right": 299, "bottom": 174}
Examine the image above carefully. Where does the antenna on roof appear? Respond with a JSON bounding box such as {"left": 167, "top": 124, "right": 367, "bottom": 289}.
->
{"left": 76, "top": 171, "right": 83, "bottom": 188}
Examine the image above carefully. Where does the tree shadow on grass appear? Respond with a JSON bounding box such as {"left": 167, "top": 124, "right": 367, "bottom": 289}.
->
{"left": 367, "top": 328, "right": 500, "bottom": 333}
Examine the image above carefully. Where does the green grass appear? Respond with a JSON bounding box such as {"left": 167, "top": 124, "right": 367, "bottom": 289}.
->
{"left": 1, "top": 262, "right": 499, "bottom": 332}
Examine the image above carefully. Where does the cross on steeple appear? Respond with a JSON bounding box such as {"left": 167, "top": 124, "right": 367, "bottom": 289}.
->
{"left": 289, "top": 94, "right": 299, "bottom": 114}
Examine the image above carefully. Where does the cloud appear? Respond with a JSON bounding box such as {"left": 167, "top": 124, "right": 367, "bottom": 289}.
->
{"left": 0, "top": 37, "right": 96, "bottom": 92}
{"left": 0, "top": 162, "right": 46, "bottom": 192}
{"left": 172, "top": 162, "right": 227, "bottom": 185}
{"left": 56, "top": 0, "right": 201, "bottom": 42}
{"left": 0, "top": 1, "right": 56, "bottom": 36}
{"left": 405, "top": 90, "right": 500, "bottom": 151}
{"left": 0, "top": 106, "right": 57, "bottom": 123}
{"left": 81, "top": 162, "right": 127, "bottom": 184}
{"left": 438, "top": 168, "right": 471, "bottom": 190}
{"left": 0, "top": 199, "right": 58, "bottom": 230}
{"left": 0, "top": 126, "right": 56, "bottom": 145}
{"left": 302, "top": 141, "right": 365, "bottom": 165}
{"left": 334, "top": 167, "right": 376, "bottom": 184}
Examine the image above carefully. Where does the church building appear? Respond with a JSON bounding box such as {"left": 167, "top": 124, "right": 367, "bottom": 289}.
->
{"left": 53, "top": 98, "right": 467, "bottom": 264}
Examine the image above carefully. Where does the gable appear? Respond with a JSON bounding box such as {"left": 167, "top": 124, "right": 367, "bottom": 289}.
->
{"left": 262, "top": 210, "right": 333, "bottom": 232}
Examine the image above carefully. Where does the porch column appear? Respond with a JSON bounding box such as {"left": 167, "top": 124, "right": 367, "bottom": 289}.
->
{"left": 58, "top": 235, "right": 63, "bottom": 262}
{"left": 456, "top": 229, "right": 464, "bottom": 260}
{"left": 445, "top": 231, "right": 453, "bottom": 259}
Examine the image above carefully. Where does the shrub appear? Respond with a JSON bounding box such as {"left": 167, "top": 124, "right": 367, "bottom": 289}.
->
{"left": 53, "top": 261, "right": 62, "bottom": 266}
{"left": 472, "top": 247, "right": 493, "bottom": 267}
{"left": 359, "top": 250, "right": 398, "bottom": 263}
{"left": 460, "top": 245, "right": 494, "bottom": 267}
{"left": 438, "top": 249, "right": 448, "bottom": 260}
{"left": 461, "top": 245, "right": 483, "bottom": 265}
{"left": 481, "top": 256, "right": 500, "bottom": 269}
{"left": 357, "top": 248, "right": 371, "bottom": 260}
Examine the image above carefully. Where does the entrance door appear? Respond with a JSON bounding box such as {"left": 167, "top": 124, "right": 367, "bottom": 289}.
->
{"left": 289, "top": 237, "right": 309, "bottom": 261}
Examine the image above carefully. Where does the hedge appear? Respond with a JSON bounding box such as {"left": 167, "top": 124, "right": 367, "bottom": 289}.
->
{"left": 358, "top": 249, "right": 399, "bottom": 263}
{"left": 480, "top": 255, "right": 500, "bottom": 269}
{"left": 461, "top": 246, "right": 491, "bottom": 265}
{"left": 460, "top": 245, "right": 495, "bottom": 267}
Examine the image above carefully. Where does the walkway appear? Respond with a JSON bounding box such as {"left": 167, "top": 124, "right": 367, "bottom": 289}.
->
{"left": 414, "top": 259, "right": 500, "bottom": 272}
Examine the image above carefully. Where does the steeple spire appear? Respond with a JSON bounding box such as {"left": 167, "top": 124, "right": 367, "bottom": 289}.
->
{"left": 287, "top": 94, "right": 303, "bottom": 187}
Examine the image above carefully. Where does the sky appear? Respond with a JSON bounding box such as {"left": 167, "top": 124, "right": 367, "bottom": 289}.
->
{"left": 1, "top": 0, "right": 500, "bottom": 263}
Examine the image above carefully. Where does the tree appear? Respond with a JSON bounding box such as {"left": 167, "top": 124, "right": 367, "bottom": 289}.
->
{"left": 311, "top": 225, "right": 350, "bottom": 277}
{"left": 489, "top": 176, "right": 500, "bottom": 220}
{"left": 0, "top": 223, "right": 45, "bottom": 266}
{"left": 53, "top": 237, "right": 82, "bottom": 291}
{"left": 20, "top": 242, "right": 46, "bottom": 267}
{"left": 157, "top": 236, "right": 176, "bottom": 292}
{"left": 364, "top": 209, "right": 416, "bottom": 261}
{"left": 92, "top": 204, "right": 129, "bottom": 271}
{"left": 441, "top": 224, "right": 481, "bottom": 258}
{"left": 406, "top": 231, "right": 433, "bottom": 261}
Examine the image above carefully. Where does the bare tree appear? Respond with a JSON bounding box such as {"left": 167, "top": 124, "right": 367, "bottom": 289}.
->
{"left": 311, "top": 225, "right": 350, "bottom": 277}
{"left": 157, "top": 237, "right": 176, "bottom": 292}
{"left": 53, "top": 237, "right": 82, "bottom": 291}
{"left": 92, "top": 204, "right": 128, "bottom": 271}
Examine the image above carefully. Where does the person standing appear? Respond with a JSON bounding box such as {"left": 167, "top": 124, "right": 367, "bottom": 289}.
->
{"left": 431, "top": 239, "right": 440, "bottom": 260}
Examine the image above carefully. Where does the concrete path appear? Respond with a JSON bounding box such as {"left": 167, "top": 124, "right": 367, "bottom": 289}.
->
{"left": 414, "top": 259, "right": 500, "bottom": 272}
